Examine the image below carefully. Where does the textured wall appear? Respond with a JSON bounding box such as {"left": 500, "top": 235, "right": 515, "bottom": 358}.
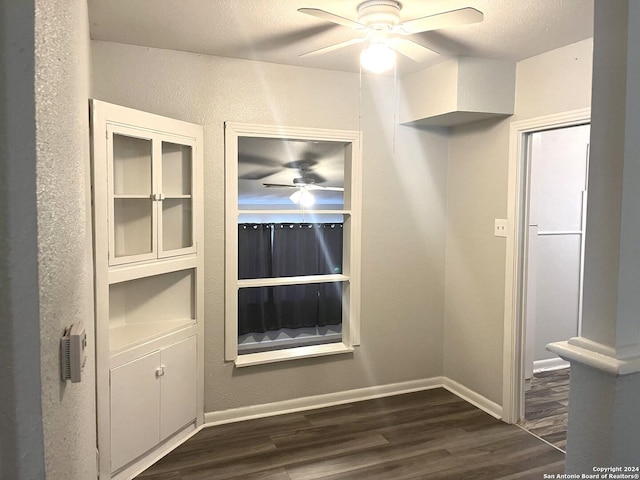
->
{"left": 35, "top": 0, "right": 97, "bottom": 478}
{"left": 444, "top": 39, "right": 594, "bottom": 405}
{"left": 91, "top": 41, "right": 447, "bottom": 413}
{"left": 565, "top": 2, "right": 640, "bottom": 470}
{"left": 0, "top": 0, "right": 46, "bottom": 478}
{"left": 515, "top": 39, "right": 593, "bottom": 121}
{"left": 444, "top": 117, "right": 510, "bottom": 404}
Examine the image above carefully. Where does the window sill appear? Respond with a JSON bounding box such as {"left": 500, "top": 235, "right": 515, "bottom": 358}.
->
{"left": 234, "top": 342, "right": 354, "bottom": 367}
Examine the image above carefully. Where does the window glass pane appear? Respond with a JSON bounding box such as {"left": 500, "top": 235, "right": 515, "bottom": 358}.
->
{"left": 113, "top": 134, "right": 151, "bottom": 195}
{"left": 238, "top": 224, "right": 272, "bottom": 279}
{"left": 238, "top": 325, "right": 342, "bottom": 355}
{"left": 162, "top": 198, "right": 192, "bottom": 250}
{"left": 237, "top": 137, "right": 345, "bottom": 210}
{"left": 238, "top": 223, "right": 343, "bottom": 279}
{"left": 238, "top": 282, "right": 343, "bottom": 336}
{"left": 113, "top": 198, "right": 153, "bottom": 257}
{"left": 162, "top": 142, "right": 192, "bottom": 196}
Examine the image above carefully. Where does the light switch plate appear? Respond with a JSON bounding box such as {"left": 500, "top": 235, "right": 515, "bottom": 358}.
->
{"left": 494, "top": 219, "right": 508, "bottom": 237}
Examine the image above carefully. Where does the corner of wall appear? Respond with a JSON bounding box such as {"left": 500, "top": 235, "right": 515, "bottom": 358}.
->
{"left": 35, "top": 0, "right": 97, "bottom": 478}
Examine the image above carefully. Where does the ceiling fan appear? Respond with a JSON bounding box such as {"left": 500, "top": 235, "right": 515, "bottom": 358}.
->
{"left": 263, "top": 162, "right": 343, "bottom": 206}
{"left": 298, "top": 1, "right": 483, "bottom": 73}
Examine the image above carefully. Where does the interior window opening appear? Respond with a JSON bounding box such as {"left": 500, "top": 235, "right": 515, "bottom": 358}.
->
{"left": 225, "top": 123, "right": 361, "bottom": 365}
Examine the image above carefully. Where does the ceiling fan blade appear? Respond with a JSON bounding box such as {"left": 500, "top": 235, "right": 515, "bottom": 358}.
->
{"left": 238, "top": 154, "right": 282, "bottom": 167}
{"left": 394, "top": 7, "right": 483, "bottom": 35}
{"left": 298, "top": 8, "right": 365, "bottom": 30}
{"left": 389, "top": 38, "right": 438, "bottom": 62}
{"left": 263, "top": 183, "right": 298, "bottom": 189}
{"left": 238, "top": 167, "right": 281, "bottom": 180}
{"left": 307, "top": 185, "right": 344, "bottom": 191}
{"left": 299, "top": 37, "right": 365, "bottom": 58}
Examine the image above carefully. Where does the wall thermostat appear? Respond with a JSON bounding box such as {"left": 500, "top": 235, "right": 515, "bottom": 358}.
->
{"left": 60, "top": 322, "right": 87, "bottom": 383}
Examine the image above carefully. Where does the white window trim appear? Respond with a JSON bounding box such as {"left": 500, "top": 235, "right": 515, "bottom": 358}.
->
{"left": 224, "top": 122, "right": 362, "bottom": 366}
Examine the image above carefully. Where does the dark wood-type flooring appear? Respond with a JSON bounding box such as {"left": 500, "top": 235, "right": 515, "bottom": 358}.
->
{"left": 136, "top": 388, "right": 564, "bottom": 480}
{"left": 520, "top": 368, "right": 570, "bottom": 451}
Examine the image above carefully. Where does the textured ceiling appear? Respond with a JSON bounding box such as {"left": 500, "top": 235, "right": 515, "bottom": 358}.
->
{"left": 88, "top": 0, "right": 594, "bottom": 75}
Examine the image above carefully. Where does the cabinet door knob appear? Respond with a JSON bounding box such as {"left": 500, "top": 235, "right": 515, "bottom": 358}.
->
{"left": 155, "top": 366, "right": 165, "bottom": 378}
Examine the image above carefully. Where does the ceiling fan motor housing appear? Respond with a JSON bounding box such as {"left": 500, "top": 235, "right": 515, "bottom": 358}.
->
{"left": 357, "top": 0, "right": 401, "bottom": 28}
{"left": 293, "top": 177, "right": 314, "bottom": 185}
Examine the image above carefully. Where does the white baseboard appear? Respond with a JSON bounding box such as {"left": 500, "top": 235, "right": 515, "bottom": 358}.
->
{"left": 204, "top": 376, "right": 503, "bottom": 427}
{"left": 442, "top": 378, "right": 503, "bottom": 419}
{"left": 204, "top": 377, "right": 444, "bottom": 426}
{"left": 533, "top": 357, "right": 570, "bottom": 373}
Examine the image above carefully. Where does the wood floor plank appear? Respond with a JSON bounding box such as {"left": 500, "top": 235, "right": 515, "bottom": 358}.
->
{"left": 426, "top": 444, "right": 564, "bottom": 480}
{"left": 136, "top": 435, "right": 278, "bottom": 476}
{"left": 520, "top": 368, "right": 570, "bottom": 451}
{"left": 143, "top": 432, "right": 389, "bottom": 480}
{"left": 293, "top": 448, "right": 454, "bottom": 480}
{"left": 285, "top": 438, "right": 455, "bottom": 479}
{"left": 495, "top": 459, "right": 565, "bottom": 480}
{"left": 184, "top": 467, "right": 292, "bottom": 480}
{"left": 135, "top": 388, "right": 564, "bottom": 480}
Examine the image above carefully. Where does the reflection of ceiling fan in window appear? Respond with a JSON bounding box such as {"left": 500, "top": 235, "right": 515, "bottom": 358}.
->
{"left": 263, "top": 162, "right": 343, "bottom": 206}
{"left": 298, "top": 1, "right": 483, "bottom": 73}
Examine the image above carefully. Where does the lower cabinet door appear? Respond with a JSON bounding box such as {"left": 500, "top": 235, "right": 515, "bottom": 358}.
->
{"left": 110, "top": 350, "right": 161, "bottom": 472}
{"left": 160, "top": 335, "right": 197, "bottom": 440}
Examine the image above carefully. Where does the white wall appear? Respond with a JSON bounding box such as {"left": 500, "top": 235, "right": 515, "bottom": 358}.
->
{"left": 562, "top": 2, "right": 640, "bottom": 470}
{"left": 444, "top": 117, "right": 511, "bottom": 403}
{"left": 515, "top": 39, "right": 594, "bottom": 120}
{"left": 1, "top": 1, "right": 95, "bottom": 479}
{"left": 444, "top": 39, "right": 593, "bottom": 404}
{"left": 35, "top": 0, "right": 97, "bottom": 478}
{"left": 91, "top": 41, "right": 448, "bottom": 413}
{"left": 0, "top": 0, "right": 46, "bottom": 477}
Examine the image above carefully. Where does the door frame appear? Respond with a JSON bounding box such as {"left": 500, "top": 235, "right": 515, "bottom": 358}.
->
{"left": 501, "top": 108, "right": 591, "bottom": 424}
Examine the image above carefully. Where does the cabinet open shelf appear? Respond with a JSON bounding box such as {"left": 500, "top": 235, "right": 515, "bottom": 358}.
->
{"left": 109, "top": 319, "right": 195, "bottom": 354}
{"left": 109, "top": 268, "right": 195, "bottom": 353}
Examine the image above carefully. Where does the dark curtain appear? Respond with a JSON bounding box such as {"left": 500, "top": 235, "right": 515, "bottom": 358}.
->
{"left": 313, "top": 224, "right": 343, "bottom": 326}
{"left": 237, "top": 224, "right": 274, "bottom": 334}
{"left": 237, "top": 223, "right": 343, "bottom": 335}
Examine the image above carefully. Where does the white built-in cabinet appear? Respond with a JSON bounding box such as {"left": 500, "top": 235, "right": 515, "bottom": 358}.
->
{"left": 90, "top": 100, "right": 204, "bottom": 480}
{"left": 110, "top": 336, "right": 197, "bottom": 471}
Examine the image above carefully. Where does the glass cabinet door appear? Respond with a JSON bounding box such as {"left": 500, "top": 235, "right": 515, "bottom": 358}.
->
{"left": 109, "top": 127, "right": 157, "bottom": 265}
{"left": 107, "top": 126, "right": 196, "bottom": 265}
{"left": 159, "top": 140, "right": 195, "bottom": 257}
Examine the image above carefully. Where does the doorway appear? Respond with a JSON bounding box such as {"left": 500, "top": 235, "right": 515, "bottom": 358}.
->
{"left": 519, "top": 124, "right": 590, "bottom": 450}
{"left": 501, "top": 109, "right": 591, "bottom": 426}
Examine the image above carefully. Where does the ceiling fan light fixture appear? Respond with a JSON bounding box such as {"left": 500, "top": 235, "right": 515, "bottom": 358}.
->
{"left": 360, "top": 41, "right": 396, "bottom": 74}
{"left": 289, "top": 188, "right": 315, "bottom": 206}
